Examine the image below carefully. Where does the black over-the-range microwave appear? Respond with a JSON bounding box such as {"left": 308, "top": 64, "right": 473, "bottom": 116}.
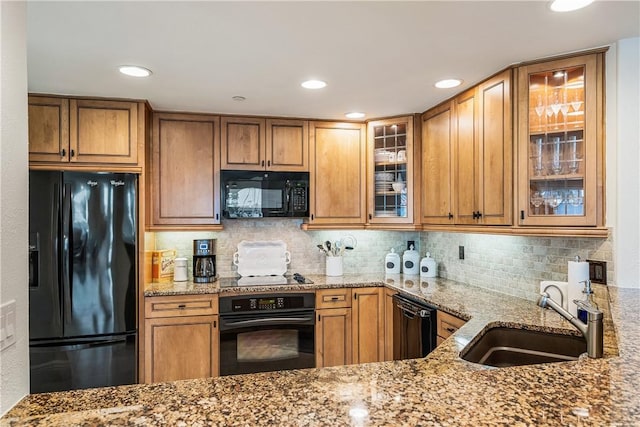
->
{"left": 221, "top": 170, "right": 309, "bottom": 219}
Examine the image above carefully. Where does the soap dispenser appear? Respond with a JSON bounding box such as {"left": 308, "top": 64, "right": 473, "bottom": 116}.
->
{"left": 576, "top": 280, "right": 598, "bottom": 323}
{"left": 403, "top": 244, "right": 420, "bottom": 275}
{"left": 385, "top": 248, "right": 401, "bottom": 274}
{"left": 420, "top": 252, "right": 437, "bottom": 278}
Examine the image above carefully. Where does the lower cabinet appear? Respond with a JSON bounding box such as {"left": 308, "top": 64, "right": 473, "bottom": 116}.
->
{"left": 436, "top": 310, "right": 467, "bottom": 346}
{"left": 352, "top": 287, "right": 385, "bottom": 364}
{"left": 144, "top": 294, "right": 219, "bottom": 383}
{"left": 315, "top": 287, "right": 385, "bottom": 367}
{"left": 383, "top": 288, "right": 397, "bottom": 361}
{"left": 315, "top": 288, "right": 352, "bottom": 368}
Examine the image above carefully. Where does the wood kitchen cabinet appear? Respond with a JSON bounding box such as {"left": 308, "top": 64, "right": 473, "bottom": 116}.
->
{"left": 421, "top": 69, "right": 512, "bottom": 226}
{"left": 367, "top": 116, "right": 415, "bottom": 225}
{"left": 315, "top": 289, "right": 352, "bottom": 367}
{"left": 266, "top": 119, "right": 309, "bottom": 171}
{"left": 29, "top": 95, "right": 142, "bottom": 167}
{"left": 383, "top": 288, "right": 398, "bottom": 361}
{"left": 144, "top": 294, "right": 219, "bottom": 383}
{"left": 421, "top": 101, "right": 454, "bottom": 225}
{"left": 516, "top": 52, "right": 604, "bottom": 227}
{"left": 352, "top": 287, "right": 384, "bottom": 364}
{"left": 308, "top": 121, "right": 367, "bottom": 226}
{"left": 150, "top": 112, "right": 221, "bottom": 228}
{"left": 436, "top": 310, "right": 466, "bottom": 346}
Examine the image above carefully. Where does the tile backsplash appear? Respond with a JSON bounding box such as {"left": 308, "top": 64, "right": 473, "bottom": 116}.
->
{"left": 420, "top": 232, "right": 613, "bottom": 301}
{"left": 149, "top": 220, "right": 614, "bottom": 302}
{"left": 150, "top": 219, "right": 419, "bottom": 278}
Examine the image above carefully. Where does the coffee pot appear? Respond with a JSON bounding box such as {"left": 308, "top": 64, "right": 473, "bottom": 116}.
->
{"left": 193, "top": 239, "right": 216, "bottom": 283}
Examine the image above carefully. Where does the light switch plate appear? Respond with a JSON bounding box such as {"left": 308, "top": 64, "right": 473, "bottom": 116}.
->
{"left": 0, "top": 300, "right": 16, "bottom": 351}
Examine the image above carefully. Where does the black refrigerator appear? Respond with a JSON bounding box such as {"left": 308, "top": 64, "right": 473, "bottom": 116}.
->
{"left": 28, "top": 171, "right": 137, "bottom": 393}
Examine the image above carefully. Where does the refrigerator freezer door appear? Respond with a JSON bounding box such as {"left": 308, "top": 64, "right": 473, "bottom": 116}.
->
{"left": 63, "top": 172, "right": 137, "bottom": 337}
{"left": 29, "top": 171, "right": 63, "bottom": 340}
{"left": 29, "top": 334, "right": 136, "bottom": 393}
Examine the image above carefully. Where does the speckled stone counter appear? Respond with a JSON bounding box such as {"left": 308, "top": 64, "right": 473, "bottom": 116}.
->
{"left": 4, "top": 276, "right": 639, "bottom": 426}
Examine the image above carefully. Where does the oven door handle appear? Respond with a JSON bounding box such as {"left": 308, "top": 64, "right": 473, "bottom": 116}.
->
{"left": 221, "top": 316, "right": 315, "bottom": 328}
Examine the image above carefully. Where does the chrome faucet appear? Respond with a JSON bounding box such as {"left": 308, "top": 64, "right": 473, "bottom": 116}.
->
{"left": 537, "top": 292, "right": 604, "bottom": 358}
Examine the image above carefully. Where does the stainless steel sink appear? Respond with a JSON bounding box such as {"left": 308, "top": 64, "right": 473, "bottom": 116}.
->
{"left": 461, "top": 327, "right": 587, "bottom": 367}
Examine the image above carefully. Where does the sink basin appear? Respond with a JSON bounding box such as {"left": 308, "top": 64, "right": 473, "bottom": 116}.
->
{"left": 461, "top": 327, "right": 586, "bottom": 367}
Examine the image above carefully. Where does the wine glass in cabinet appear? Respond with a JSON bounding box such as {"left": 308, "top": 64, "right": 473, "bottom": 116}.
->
{"left": 517, "top": 52, "right": 603, "bottom": 227}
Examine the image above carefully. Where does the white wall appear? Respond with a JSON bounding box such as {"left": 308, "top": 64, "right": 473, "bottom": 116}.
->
{"left": 0, "top": 1, "right": 29, "bottom": 415}
{"left": 608, "top": 38, "right": 640, "bottom": 288}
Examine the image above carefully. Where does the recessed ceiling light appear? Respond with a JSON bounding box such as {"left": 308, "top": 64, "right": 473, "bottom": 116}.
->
{"left": 345, "top": 112, "right": 365, "bottom": 119}
{"left": 549, "top": 0, "right": 594, "bottom": 12}
{"left": 301, "top": 80, "right": 327, "bottom": 89}
{"left": 118, "top": 65, "right": 152, "bottom": 77}
{"left": 232, "top": 96, "right": 246, "bottom": 101}
{"left": 435, "top": 79, "right": 462, "bottom": 89}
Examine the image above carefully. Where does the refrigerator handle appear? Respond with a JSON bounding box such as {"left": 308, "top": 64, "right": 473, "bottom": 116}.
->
{"left": 62, "top": 182, "right": 72, "bottom": 321}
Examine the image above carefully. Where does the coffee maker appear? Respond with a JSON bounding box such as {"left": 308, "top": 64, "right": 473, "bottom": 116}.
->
{"left": 193, "top": 239, "right": 216, "bottom": 283}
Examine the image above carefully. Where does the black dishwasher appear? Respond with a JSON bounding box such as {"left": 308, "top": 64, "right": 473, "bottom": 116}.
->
{"left": 393, "top": 293, "right": 437, "bottom": 360}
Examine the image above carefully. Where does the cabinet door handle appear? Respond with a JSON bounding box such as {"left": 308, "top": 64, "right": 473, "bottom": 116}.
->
{"left": 267, "top": 160, "right": 271, "bottom": 167}
{"left": 317, "top": 314, "right": 321, "bottom": 322}
{"left": 448, "top": 212, "right": 453, "bottom": 220}
{"left": 354, "top": 293, "right": 357, "bottom": 300}
{"left": 70, "top": 149, "right": 75, "bottom": 158}
{"left": 261, "top": 160, "right": 265, "bottom": 167}
{"left": 369, "top": 214, "right": 372, "bottom": 220}
{"left": 477, "top": 211, "right": 482, "bottom": 218}
{"left": 60, "top": 149, "right": 66, "bottom": 157}
{"left": 520, "top": 210, "right": 525, "bottom": 220}
{"left": 214, "top": 320, "right": 217, "bottom": 328}
{"left": 472, "top": 211, "right": 477, "bottom": 219}
{"left": 215, "top": 213, "right": 219, "bottom": 221}
{"left": 311, "top": 214, "right": 314, "bottom": 221}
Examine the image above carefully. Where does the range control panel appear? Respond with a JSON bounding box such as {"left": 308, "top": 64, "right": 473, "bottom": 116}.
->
{"left": 220, "top": 293, "right": 315, "bottom": 313}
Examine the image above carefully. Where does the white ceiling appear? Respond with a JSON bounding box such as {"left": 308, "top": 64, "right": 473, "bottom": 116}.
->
{"left": 27, "top": 1, "right": 640, "bottom": 120}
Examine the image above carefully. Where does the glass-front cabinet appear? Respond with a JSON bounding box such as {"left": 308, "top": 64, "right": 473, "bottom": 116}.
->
{"left": 517, "top": 53, "right": 603, "bottom": 227}
{"left": 367, "top": 116, "right": 414, "bottom": 225}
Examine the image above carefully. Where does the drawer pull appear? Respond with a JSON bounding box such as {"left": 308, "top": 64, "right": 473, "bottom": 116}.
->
{"left": 446, "top": 327, "right": 456, "bottom": 333}
{"left": 331, "top": 297, "right": 339, "bottom": 301}
{"left": 178, "top": 304, "right": 186, "bottom": 309}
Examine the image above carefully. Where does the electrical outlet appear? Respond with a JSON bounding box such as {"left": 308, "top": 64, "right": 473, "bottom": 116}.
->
{"left": 407, "top": 240, "right": 415, "bottom": 250}
{"left": 459, "top": 246, "right": 465, "bottom": 260}
{"left": 587, "top": 260, "right": 607, "bottom": 285}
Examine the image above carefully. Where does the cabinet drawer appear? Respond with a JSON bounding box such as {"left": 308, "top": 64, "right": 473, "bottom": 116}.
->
{"left": 316, "top": 288, "right": 352, "bottom": 309}
{"left": 145, "top": 294, "right": 218, "bottom": 318}
{"left": 437, "top": 310, "right": 466, "bottom": 339}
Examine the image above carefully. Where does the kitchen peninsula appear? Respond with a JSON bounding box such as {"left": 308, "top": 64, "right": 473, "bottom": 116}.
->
{"left": 3, "top": 276, "right": 639, "bottom": 426}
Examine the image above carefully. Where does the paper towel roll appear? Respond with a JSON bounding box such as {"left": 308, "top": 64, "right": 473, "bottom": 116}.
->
{"left": 540, "top": 281, "right": 569, "bottom": 310}
{"left": 568, "top": 260, "right": 590, "bottom": 316}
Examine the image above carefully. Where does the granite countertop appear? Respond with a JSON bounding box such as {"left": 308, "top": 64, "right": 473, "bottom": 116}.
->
{"left": 4, "top": 275, "right": 639, "bottom": 426}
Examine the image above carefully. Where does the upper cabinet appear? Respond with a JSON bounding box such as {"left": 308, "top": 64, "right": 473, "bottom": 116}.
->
{"left": 367, "top": 116, "right": 415, "bottom": 225}
{"left": 308, "top": 121, "right": 366, "bottom": 225}
{"left": 150, "top": 112, "right": 221, "bottom": 228}
{"left": 28, "top": 95, "right": 142, "bottom": 167}
{"left": 221, "top": 117, "right": 309, "bottom": 171}
{"left": 516, "top": 53, "right": 603, "bottom": 227}
{"left": 421, "top": 70, "right": 512, "bottom": 227}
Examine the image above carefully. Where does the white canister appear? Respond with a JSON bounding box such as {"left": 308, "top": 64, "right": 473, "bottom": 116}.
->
{"left": 420, "top": 252, "right": 437, "bottom": 278}
{"left": 385, "top": 248, "right": 401, "bottom": 274}
{"left": 403, "top": 245, "right": 420, "bottom": 275}
{"left": 326, "top": 256, "right": 343, "bottom": 277}
{"left": 174, "top": 257, "right": 188, "bottom": 282}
